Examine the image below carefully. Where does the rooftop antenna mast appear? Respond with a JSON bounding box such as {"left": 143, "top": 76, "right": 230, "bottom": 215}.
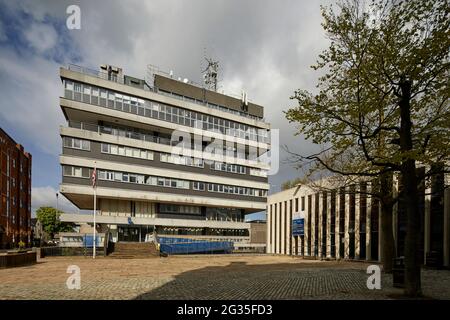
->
{"left": 202, "top": 56, "right": 219, "bottom": 92}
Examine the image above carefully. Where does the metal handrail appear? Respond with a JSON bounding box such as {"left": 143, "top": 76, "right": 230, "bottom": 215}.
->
{"left": 66, "top": 64, "right": 268, "bottom": 124}
{"left": 66, "top": 121, "right": 259, "bottom": 161}
{"left": 67, "top": 120, "right": 171, "bottom": 145}
{"left": 67, "top": 64, "right": 155, "bottom": 92}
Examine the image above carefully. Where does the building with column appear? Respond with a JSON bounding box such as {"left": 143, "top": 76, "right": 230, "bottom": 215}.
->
{"left": 0, "top": 128, "right": 32, "bottom": 249}
{"left": 58, "top": 64, "right": 270, "bottom": 245}
{"left": 267, "top": 173, "right": 450, "bottom": 268}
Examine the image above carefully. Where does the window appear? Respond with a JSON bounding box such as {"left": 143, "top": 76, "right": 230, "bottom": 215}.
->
{"left": 193, "top": 181, "right": 205, "bottom": 191}
{"left": 64, "top": 137, "right": 90, "bottom": 151}
{"left": 65, "top": 81, "right": 73, "bottom": 90}
{"left": 63, "top": 166, "right": 72, "bottom": 176}
{"left": 73, "top": 167, "right": 82, "bottom": 177}
{"left": 101, "top": 143, "right": 110, "bottom": 153}
{"left": 301, "top": 196, "right": 305, "bottom": 211}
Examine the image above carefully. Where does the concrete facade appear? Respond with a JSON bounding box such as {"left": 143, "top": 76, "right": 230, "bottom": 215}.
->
{"left": 267, "top": 176, "right": 450, "bottom": 268}
{"left": 58, "top": 64, "right": 270, "bottom": 243}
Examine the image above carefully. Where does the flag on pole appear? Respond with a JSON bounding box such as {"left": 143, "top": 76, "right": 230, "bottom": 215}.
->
{"left": 92, "top": 162, "right": 97, "bottom": 259}
{"left": 91, "top": 167, "right": 97, "bottom": 188}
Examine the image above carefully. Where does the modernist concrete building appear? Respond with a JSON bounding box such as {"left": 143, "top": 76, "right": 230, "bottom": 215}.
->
{"left": 0, "top": 128, "right": 32, "bottom": 248}
{"left": 267, "top": 174, "right": 450, "bottom": 268}
{"left": 59, "top": 64, "right": 270, "bottom": 244}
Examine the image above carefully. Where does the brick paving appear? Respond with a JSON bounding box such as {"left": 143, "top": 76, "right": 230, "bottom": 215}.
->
{"left": 0, "top": 255, "right": 449, "bottom": 300}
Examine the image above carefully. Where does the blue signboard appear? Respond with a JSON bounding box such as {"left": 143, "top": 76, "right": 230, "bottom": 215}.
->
{"left": 292, "top": 218, "right": 304, "bottom": 236}
{"left": 83, "top": 235, "right": 101, "bottom": 247}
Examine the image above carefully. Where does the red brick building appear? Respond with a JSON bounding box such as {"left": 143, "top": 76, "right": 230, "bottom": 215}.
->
{"left": 0, "top": 128, "right": 32, "bottom": 249}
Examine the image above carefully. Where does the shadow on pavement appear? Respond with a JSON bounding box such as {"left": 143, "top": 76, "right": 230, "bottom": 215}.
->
{"left": 133, "top": 260, "right": 382, "bottom": 300}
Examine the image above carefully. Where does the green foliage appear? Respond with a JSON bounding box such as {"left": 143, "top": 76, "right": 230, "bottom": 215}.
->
{"left": 285, "top": 0, "right": 449, "bottom": 178}
{"left": 36, "top": 207, "right": 74, "bottom": 238}
{"left": 18, "top": 241, "right": 25, "bottom": 249}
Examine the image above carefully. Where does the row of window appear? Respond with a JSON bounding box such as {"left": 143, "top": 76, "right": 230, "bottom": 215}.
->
{"left": 101, "top": 143, "right": 154, "bottom": 160}
{"left": 63, "top": 165, "right": 190, "bottom": 189}
{"left": 158, "top": 89, "right": 263, "bottom": 121}
{"left": 250, "top": 168, "right": 268, "bottom": 177}
{"left": 160, "top": 153, "right": 204, "bottom": 168}
{"left": 70, "top": 120, "right": 265, "bottom": 161}
{"left": 62, "top": 166, "right": 267, "bottom": 197}
{"left": 207, "top": 182, "right": 267, "bottom": 197}
{"left": 159, "top": 204, "right": 201, "bottom": 215}
{"left": 99, "top": 170, "right": 189, "bottom": 189}
{"left": 64, "top": 80, "right": 269, "bottom": 143}
{"left": 211, "top": 162, "right": 246, "bottom": 174}
{"left": 63, "top": 136, "right": 267, "bottom": 177}
{"left": 63, "top": 137, "right": 90, "bottom": 151}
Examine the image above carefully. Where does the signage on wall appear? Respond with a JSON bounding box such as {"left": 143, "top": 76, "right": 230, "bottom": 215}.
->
{"left": 292, "top": 218, "right": 304, "bottom": 236}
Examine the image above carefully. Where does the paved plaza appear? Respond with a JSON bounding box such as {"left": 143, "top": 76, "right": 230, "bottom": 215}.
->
{"left": 0, "top": 255, "right": 449, "bottom": 300}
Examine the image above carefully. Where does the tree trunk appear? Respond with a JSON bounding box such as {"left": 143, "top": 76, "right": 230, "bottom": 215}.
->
{"left": 399, "top": 78, "right": 422, "bottom": 297}
{"left": 380, "top": 173, "right": 395, "bottom": 273}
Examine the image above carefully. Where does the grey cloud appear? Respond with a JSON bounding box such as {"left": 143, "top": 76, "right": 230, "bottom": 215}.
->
{"left": 0, "top": 0, "right": 333, "bottom": 195}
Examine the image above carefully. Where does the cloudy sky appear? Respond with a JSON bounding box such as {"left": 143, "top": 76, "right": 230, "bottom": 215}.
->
{"left": 0, "top": 0, "right": 332, "bottom": 218}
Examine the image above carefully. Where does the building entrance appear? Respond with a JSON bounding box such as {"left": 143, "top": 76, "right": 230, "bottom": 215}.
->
{"left": 118, "top": 226, "right": 140, "bottom": 242}
{"left": 117, "top": 225, "right": 154, "bottom": 242}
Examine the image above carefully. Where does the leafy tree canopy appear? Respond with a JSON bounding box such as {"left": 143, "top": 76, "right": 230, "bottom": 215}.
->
{"left": 36, "top": 207, "right": 74, "bottom": 237}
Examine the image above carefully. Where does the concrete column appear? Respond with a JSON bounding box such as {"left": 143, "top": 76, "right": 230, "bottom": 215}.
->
{"left": 444, "top": 186, "right": 450, "bottom": 267}
{"left": 278, "top": 202, "right": 283, "bottom": 254}
{"left": 335, "top": 189, "right": 341, "bottom": 259}
{"left": 366, "top": 182, "right": 372, "bottom": 261}
{"left": 281, "top": 201, "right": 285, "bottom": 255}
{"left": 355, "top": 185, "right": 361, "bottom": 259}
{"left": 326, "top": 192, "right": 332, "bottom": 258}
{"left": 267, "top": 205, "right": 272, "bottom": 254}
{"left": 306, "top": 195, "right": 311, "bottom": 256}
{"left": 311, "top": 194, "right": 316, "bottom": 257}
{"left": 424, "top": 186, "right": 431, "bottom": 263}
{"left": 344, "top": 189, "right": 350, "bottom": 259}
{"left": 272, "top": 203, "right": 277, "bottom": 253}
{"left": 318, "top": 192, "right": 323, "bottom": 257}
{"left": 287, "top": 200, "right": 292, "bottom": 255}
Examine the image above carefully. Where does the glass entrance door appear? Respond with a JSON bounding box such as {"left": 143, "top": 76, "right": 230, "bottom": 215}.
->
{"left": 118, "top": 226, "right": 140, "bottom": 242}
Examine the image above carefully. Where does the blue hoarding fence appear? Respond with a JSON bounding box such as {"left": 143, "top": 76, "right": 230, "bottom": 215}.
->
{"left": 292, "top": 218, "right": 305, "bottom": 236}
{"left": 157, "top": 236, "right": 234, "bottom": 255}
{"left": 83, "top": 235, "right": 102, "bottom": 247}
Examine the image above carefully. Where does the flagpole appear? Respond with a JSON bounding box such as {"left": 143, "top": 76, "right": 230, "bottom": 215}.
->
{"left": 93, "top": 187, "right": 96, "bottom": 259}
{"left": 93, "top": 162, "right": 97, "bottom": 259}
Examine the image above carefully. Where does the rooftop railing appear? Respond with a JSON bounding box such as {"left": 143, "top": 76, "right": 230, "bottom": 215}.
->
{"left": 65, "top": 64, "right": 268, "bottom": 124}
{"left": 67, "top": 64, "right": 155, "bottom": 92}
